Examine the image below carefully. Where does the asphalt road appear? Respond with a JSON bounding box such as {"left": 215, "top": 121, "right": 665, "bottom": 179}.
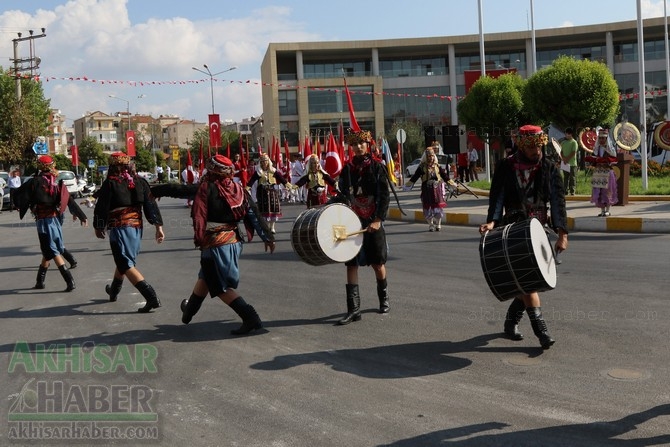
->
{"left": 1, "top": 198, "right": 669, "bottom": 446}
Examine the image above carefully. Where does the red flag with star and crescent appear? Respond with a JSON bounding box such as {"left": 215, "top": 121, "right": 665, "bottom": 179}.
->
{"left": 126, "top": 131, "right": 136, "bottom": 157}
{"left": 208, "top": 114, "right": 221, "bottom": 150}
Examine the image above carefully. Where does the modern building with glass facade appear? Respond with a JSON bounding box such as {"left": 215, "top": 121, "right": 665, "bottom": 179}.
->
{"left": 260, "top": 16, "right": 670, "bottom": 153}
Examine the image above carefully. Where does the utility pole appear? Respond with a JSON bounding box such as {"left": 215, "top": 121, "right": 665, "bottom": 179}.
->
{"left": 11, "top": 28, "right": 46, "bottom": 101}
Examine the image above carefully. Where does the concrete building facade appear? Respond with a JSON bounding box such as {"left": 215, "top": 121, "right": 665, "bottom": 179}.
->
{"left": 261, "top": 16, "right": 670, "bottom": 155}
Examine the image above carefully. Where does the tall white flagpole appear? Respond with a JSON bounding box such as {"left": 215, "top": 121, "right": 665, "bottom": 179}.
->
{"left": 530, "top": 0, "right": 537, "bottom": 74}
{"left": 637, "top": 0, "right": 648, "bottom": 189}
{"left": 477, "top": 0, "right": 491, "bottom": 180}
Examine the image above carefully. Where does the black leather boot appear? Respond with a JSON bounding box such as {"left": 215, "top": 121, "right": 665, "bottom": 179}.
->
{"left": 58, "top": 264, "right": 76, "bottom": 292}
{"left": 62, "top": 249, "right": 77, "bottom": 269}
{"left": 228, "top": 297, "right": 263, "bottom": 335}
{"left": 503, "top": 298, "right": 525, "bottom": 340}
{"left": 33, "top": 265, "right": 48, "bottom": 289}
{"left": 105, "top": 277, "right": 123, "bottom": 302}
{"left": 337, "top": 284, "right": 362, "bottom": 325}
{"left": 377, "top": 278, "right": 390, "bottom": 314}
{"left": 181, "top": 293, "right": 206, "bottom": 324}
{"left": 526, "top": 307, "right": 555, "bottom": 349}
{"left": 136, "top": 280, "right": 161, "bottom": 313}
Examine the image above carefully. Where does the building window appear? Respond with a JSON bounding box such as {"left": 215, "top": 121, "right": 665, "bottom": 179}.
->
{"left": 279, "top": 90, "right": 298, "bottom": 115}
{"left": 303, "top": 60, "right": 370, "bottom": 79}
{"left": 379, "top": 56, "right": 447, "bottom": 77}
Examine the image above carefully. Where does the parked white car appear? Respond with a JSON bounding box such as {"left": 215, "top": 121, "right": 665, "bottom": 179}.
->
{"left": 405, "top": 154, "right": 450, "bottom": 177}
{"left": 56, "top": 170, "right": 80, "bottom": 197}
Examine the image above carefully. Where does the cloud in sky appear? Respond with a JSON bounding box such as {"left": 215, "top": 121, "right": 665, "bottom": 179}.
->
{"left": 0, "top": 1, "right": 319, "bottom": 124}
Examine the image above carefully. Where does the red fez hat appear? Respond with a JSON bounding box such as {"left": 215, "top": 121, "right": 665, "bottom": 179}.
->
{"left": 207, "top": 154, "right": 234, "bottom": 174}
{"left": 518, "top": 124, "right": 543, "bottom": 135}
{"left": 109, "top": 152, "right": 131, "bottom": 165}
{"left": 37, "top": 155, "right": 54, "bottom": 165}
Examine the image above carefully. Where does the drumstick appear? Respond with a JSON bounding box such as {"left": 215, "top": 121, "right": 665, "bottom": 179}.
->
{"left": 333, "top": 226, "right": 367, "bottom": 241}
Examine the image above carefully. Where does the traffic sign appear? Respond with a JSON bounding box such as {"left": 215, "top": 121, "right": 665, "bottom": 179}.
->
{"left": 396, "top": 129, "right": 407, "bottom": 144}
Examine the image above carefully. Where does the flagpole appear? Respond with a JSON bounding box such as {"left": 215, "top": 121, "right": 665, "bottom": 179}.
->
{"left": 477, "top": 0, "right": 486, "bottom": 78}
{"left": 530, "top": 0, "right": 537, "bottom": 74}
{"left": 637, "top": 0, "right": 648, "bottom": 189}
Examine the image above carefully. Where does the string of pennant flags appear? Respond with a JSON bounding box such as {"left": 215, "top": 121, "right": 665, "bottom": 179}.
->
{"left": 9, "top": 72, "right": 669, "bottom": 101}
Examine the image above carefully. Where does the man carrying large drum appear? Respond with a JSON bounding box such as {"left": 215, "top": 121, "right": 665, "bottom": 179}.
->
{"left": 479, "top": 125, "right": 568, "bottom": 349}
{"left": 335, "top": 127, "right": 391, "bottom": 325}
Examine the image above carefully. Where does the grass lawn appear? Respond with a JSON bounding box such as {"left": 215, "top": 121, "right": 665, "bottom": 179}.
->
{"left": 470, "top": 172, "right": 670, "bottom": 195}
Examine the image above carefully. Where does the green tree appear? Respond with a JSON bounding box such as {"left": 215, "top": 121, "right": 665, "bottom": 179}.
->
{"left": 53, "top": 153, "right": 73, "bottom": 171}
{"left": 77, "top": 136, "right": 107, "bottom": 183}
{"left": 133, "top": 147, "right": 155, "bottom": 173}
{"left": 457, "top": 72, "right": 526, "bottom": 158}
{"left": 523, "top": 56, "right": 620, "bottom": 131}
{"left": 0, "top": 68, "right": 51, "bottom": 166}
{"left": 386, "top": 121, "right": 424, "bottom": 166}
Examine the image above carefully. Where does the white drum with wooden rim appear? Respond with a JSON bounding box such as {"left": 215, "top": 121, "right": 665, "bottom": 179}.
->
{"left": 291, "top": 203, "right": 363, "bottom": 266}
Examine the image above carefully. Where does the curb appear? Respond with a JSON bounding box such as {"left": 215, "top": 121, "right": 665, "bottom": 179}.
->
{"left": 388, "top": 190, "right": 670, "bottom": 234}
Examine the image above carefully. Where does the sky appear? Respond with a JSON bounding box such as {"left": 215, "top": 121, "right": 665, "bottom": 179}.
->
{"left": 0, "top": 0, "right": 668, "bottom": 128}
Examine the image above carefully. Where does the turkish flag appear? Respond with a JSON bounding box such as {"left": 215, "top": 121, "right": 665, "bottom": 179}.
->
{"left": 324, "top": 134, "right": 342, "bottom": 178}
{"left": 126, "top": 130, "right": 136, "bottom": 157}
{"left": 343, "top": 77, "right": 360, "bottom": 132}
{"left": 208, "top": 114, "right": 221, "bottom": 149}
{"left": 70, "top": 145, "right": 79, "bottom": 167}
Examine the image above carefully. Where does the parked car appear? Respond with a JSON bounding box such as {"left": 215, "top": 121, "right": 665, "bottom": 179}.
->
{"left": 136, "top": 172, "right": 156, "bottom": 182}
{"left": 405, "top": 154, "right": 450, "bottom": 177}
{"left": 57, "top": 170, "right": 80, "bottom": 197}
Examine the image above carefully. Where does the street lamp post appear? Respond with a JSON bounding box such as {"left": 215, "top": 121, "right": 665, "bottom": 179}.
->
{"left": 108, "top": 94, "right": 130, "bottom": 133}
{"left": 191, "top": 65, "right": 237, "bottom": 114}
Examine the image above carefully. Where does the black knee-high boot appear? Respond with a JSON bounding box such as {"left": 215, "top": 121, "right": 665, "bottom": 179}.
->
{"left": 181, "top": 293, "right": 206, "bottom": 324}
{"left": 62, "top": 249, "right": 77, "bottom": 269}
{"left": 337, "top": 284, "right": 362, "bottom": 325}
{"left": 34, "top": 265, "right": 48, "bottom": 289}
{"left": 58, "top": 264, "right": 76, "bottom": 292}
{"left": 526, "top": 307, "right": 555, "bottom": 349}
{"left": 105, "top": 277, "right": 123, "bottom": 302}
{"left": 228, "top": 297, "right": 263, "bottom": 335}
{"left": 136, "top": 280, "right": 161, "bottom": 313}
{"left": 504, "top": 298, "right": 525, "bottom": 340}
{"left": 377, "top": 278, "right": 390, "bottom": 314}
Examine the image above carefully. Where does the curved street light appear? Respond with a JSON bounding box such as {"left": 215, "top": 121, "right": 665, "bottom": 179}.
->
{"left": 191, "top": 65, "right": 237, "bottom": 114}
{"left": 108, "top": 94, "right": 130, "bottom": 132}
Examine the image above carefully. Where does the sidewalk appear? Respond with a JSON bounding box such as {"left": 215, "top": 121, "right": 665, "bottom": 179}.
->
{"left": 388, "top": 185, "right": 670, "bottom": 234}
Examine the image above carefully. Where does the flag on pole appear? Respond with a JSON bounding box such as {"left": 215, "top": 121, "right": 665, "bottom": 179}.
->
{"left": 304, "top": 134, "right": 312, "bottom": 158}
{"left": 198, "top": 139, "right": 204, "bottom": 176}
{"left": 324, "top": 133, "right": 342, "bottom": 178}
{"left": 70, "top": 145, "right": 79, "bottom": 167}
{"left": 343, "top": 77, "right": 360, "bottom": 132}
{"left": 382, "top": 139, "right": 397, "bottom": 185}
{"left": 208, "top": 114, "right": 221, "bottom": 150}
{"left": 126, "top": 130, "right": 136, "bottom": 157}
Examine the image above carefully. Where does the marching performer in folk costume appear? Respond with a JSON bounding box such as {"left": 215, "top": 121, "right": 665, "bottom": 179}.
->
{"left": 589, "top": 128, "right": 618, "bottom": 216}
{"left": 290, "top": 154, "right": 306, "bottom": 203}
{"left": 93, "top": 152, "right": 164, "bottom": 313}
{"left": 404, "top": 146, "right": 450, "bottom": 232}
{"left": 295, "top": 154, "right": 338, "bottom": 209}
{"left": 247, "top": 153, "right": 291, "bottom": 233}
{"left": 479, "top": 125, "right": 568, "bottom": 349}
{"left": 15, "top": 155, "right": 88, "bottom": 291}
{"left": 151, "top": 155, "right": 276, "bottom": 335}
{"left": 335, "top": 127, "right": 391, "bottom": 324}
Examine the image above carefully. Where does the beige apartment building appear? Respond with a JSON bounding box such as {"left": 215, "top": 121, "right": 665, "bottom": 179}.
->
{"left": 261, "top": 16, "right": 670, "bottom": 154}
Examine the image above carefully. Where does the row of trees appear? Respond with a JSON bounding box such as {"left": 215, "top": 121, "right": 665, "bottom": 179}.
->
{"left": 365, "top": 57, "right": 621, "bottom": 169}
{"left": 457, "top": 56, "right": 620, "bottom": 159}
